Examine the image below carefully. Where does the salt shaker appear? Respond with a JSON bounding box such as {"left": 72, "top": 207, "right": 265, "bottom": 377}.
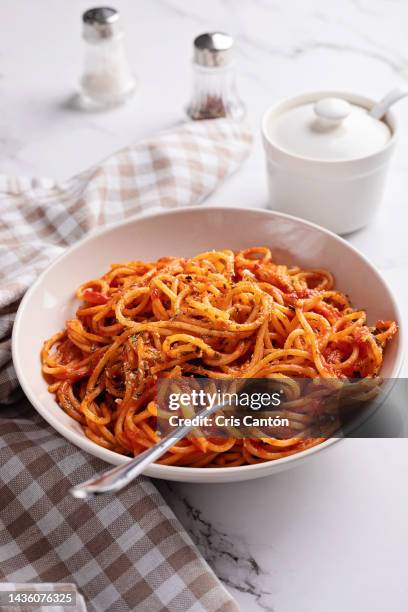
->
{"left": 79, "top": 7, "right": 136, "bottom": 108}
{"left": 186, "top": 32, "right": 245, "bottom": 120}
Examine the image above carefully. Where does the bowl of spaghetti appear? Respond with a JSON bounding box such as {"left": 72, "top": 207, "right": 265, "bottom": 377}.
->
{"left": 12, "top": 207, "right": 403, "bottom": 482}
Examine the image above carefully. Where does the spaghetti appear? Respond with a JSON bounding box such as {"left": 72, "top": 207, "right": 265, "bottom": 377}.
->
{"left": 41, "top": 247, "right": 397, "bottom": 467}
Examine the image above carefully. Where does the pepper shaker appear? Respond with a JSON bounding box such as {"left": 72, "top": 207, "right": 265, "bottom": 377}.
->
{"left": 186, "top": 32, "right": 245, "bottom": 120}
{"left": 79, "top": 7, "right": 136, "bottom": 108}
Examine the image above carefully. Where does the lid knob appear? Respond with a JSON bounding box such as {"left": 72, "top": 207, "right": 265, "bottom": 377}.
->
{"left": 313, "top": 98, "right": 351, "bottom": 129}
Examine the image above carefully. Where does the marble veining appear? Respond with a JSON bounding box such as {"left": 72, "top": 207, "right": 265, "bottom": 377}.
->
{"left": 158, "top": 482, "right": 275, "bottom": 611}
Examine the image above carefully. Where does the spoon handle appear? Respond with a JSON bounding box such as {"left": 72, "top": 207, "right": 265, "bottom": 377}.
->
{"left": 70, "top": 402, "right": 224, "bottom": 499}
{"left": 369, "top": 87, "right": 408, "bottom": 120}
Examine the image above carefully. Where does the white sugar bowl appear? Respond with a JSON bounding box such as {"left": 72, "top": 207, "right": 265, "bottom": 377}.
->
{"left": 261, "top": 91, "right": 398, "bottom": 234}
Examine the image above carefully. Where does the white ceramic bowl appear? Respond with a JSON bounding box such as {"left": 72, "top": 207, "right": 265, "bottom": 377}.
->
{"left": 262, "top": 91, "right": 398, "bottom": 235}
{"left": 12, "top": 207, "right": 404, "bottom": 483}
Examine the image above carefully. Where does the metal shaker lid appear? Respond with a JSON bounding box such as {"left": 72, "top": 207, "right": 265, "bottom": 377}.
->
{"left": 193, "top": 32, "right": 234, "bottom": 67}
{"left": 82, "top": 7, "right": 121, "bottom": 41}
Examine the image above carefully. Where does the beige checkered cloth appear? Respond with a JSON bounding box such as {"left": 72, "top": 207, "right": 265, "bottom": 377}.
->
{"left": 0, "top": 119, "right": 251, "bottom": 611}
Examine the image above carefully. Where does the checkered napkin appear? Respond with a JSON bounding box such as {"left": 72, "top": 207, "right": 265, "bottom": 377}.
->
{"left": 0, "top": 119, "right": 251, "bottom": 611}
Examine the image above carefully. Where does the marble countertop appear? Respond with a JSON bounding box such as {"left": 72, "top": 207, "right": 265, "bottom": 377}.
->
{"left": 2, "top": 1, "right": 408, "bottom": 610}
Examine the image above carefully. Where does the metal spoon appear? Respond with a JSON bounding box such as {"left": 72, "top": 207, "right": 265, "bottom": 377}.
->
{"left": 70, "top": 401, "right": 226, "bottom": 499}
{"left": 369, "top": 87, "right": 408, "bottom": 120}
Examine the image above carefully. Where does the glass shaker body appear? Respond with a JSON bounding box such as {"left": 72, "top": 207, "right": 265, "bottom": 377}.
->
{"left": 80, "top": 36, "right": 136, "bottom": 108}
{"left": 187, "top": 63, "right": 245, "bottom": 120}
{"left": 79, "top": 8, "right": 136, "bottom": 109}
{"left": 186, "top": 33, "right": 245, "bottom": 120}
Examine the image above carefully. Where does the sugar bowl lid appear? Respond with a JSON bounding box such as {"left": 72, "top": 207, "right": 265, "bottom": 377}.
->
{"left": 266, "top": 96, "right": 392, "bottom": 161}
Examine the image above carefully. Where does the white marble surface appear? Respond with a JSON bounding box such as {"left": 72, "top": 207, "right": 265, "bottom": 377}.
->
{"left": 2, "top": 1, "right": 408, "bottom": 611}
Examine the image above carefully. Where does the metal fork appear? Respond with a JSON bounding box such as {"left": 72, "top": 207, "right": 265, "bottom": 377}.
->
{"left": 70, "top": 401, "right": 225, "bottom": 499}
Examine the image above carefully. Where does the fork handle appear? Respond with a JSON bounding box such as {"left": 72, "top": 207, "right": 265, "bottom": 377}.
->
{"left": 69, "top": 403, "right": 222, "bottom": 498}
